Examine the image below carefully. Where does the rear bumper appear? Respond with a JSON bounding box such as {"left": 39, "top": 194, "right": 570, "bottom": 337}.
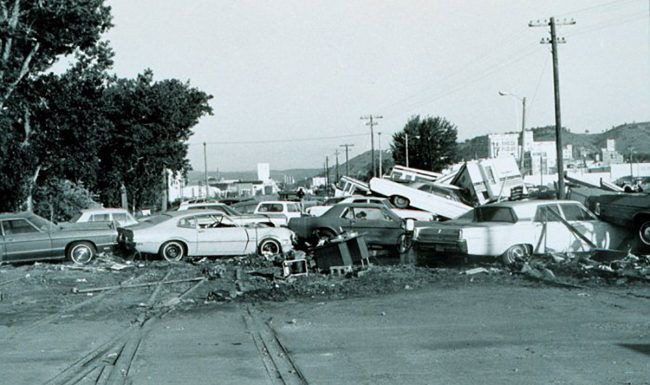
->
{"left": 414, "top": 239, "right": 468, "bottom": 254}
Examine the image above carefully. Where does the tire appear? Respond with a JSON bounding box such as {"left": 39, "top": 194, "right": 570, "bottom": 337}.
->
{"left": 67, "top": 241, "right": 96, "bottom": 265}
{"left": 638, "top": 220, "right": 650, "bottom": 246}
{"left": 391, "top": 195, "right": 410, "bottom": 209}
{"left": 159, "top": 241, "right": 186, "bottom": 262}
{"left": 397, "top": 234, "right": 413, "bottom": 254}
{"left": 258, "top": 239, "right": 282, "bottom": 258}
{"left": 501, "top": 244, "right": 530, "bottom": 265}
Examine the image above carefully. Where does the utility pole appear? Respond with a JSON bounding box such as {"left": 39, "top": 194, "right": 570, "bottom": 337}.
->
{"left": 340, "top": 144, "right": 355, "bottom": 177}
{"left": 325, "top": 156, "right": 330, "bottom": 193}
{"left": 360, "top": 115, "right": 383, "bottom": 177}
{"left": 378, "top": 132, "right": 383, "bottom": 177}
{"left": 203, "top": 142, "right": 209, "bottom": 199}
{"left": 530, "top": 16, "right": 575, "bottom": 199}
{"left": 405, "top": 133, "right": 410, "bottom": 168}
{"left": 334, "top": 149, "right": 340, "bottom": 182}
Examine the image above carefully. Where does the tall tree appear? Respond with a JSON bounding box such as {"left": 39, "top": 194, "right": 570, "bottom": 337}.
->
{"left": 391, "top": 115, "right": 458, "bottom": 172}
{"left": 0, "top": 0, "right": 112, "bottom": 109}
{"left": 97, "top": 70, "right": 212, "bottom": 209}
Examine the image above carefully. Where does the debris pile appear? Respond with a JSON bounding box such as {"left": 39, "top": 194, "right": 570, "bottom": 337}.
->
{"left": 511, "top": 252, "right": 650, "bottom": 285}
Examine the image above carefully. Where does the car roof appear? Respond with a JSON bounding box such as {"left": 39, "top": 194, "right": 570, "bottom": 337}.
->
{"left": 0, "top": 212, "right": 36, "bottom": 220}
{"left": 257, "top": 201, "right": 297, "bottom": 204}
{"left": 181, "top": 202, "right": 226, "bottom": 207}
{"left": 162, "top": 209, "right": 226, "bottom": 218}
{"left": 337, "top": 203, "right": 387, "bottom": 208}
{"left": 81, "top": 208, "right": 129, "bottom": 213}
{"left": 485, "top": 199, "right": 582, "bottom": 209}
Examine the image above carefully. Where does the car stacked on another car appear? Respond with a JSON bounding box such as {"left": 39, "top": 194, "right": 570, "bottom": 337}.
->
{"left": 0, "top": 212, "right": 117, "bottom": 265}
{"left": 413, "top": 200, "right": 628, "bottom": 264}
{"left": 118, "top": 210, "right": 295, "bottom": 262}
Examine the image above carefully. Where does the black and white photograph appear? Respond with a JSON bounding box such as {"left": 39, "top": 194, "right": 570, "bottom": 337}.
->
{"left": 1, "top": 1, "right": 649, "bottom": 384}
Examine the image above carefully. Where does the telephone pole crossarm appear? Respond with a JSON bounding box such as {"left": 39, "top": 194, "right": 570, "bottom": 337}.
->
{"left": 360, "top": 115, "right": 383, "bottom": 178}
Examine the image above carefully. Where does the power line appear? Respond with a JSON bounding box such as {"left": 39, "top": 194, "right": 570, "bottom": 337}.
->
{"left": 188, "top": 133, "right": 367, "bottom": 146}
{"left": 556, "top": 0, "right": 643, "bottom": 17}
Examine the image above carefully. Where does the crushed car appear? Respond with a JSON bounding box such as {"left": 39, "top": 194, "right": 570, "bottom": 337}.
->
{"left": 306, "top": 195, "right": 435, "bottom": 221}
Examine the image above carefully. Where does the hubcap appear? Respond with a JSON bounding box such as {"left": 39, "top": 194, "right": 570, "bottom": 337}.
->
{"left": 640, "top": 223, "right": 650, "bottom": 245}
{"left": 72, "top": 246, "right": 92, "bottom": 264}
{"left": 165, "top": 245, "right": 181, "bottom": 259}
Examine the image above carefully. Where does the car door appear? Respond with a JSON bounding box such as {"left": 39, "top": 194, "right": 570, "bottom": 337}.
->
{"left": 195, "top": 214, "right": 249, "bottom": 255}
{"left": 559, "top": 203, "right": 601, "bottom": 251}
{"left": 532, "top": 204, "right": 571, "bottom": 253}
{"left": 1, "top": 218, "right": 53, "bottom": 262}
{"left": 343, "top": 206, "right": 402, "bottom": 246}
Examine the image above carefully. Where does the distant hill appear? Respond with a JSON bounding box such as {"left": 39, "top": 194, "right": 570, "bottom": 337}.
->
{"left": 531, "top": 122, "right": 650, "bottom": 157}
{"left": 458, "top": 121, "right": 650, "bottom": 160}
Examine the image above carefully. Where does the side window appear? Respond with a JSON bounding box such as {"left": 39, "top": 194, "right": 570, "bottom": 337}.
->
{"left": 287, "top": 204, "right": 300, "bottom": 213}
{"left": 352, "top": 199, "right": 366, "bottom": 203}
{"left": 561, "top": 204, "right": 593, "bottom": 221}
{"left": 196, "top": 214, "right": 221, "bottom": 228}
{"left": 90, "top": 214, "right": 110, "bottom": 222}
{"left": 353, "top": 208, "right": 387, "bottom": 221}
{"left": 178, "top": 217, "right": 197, "bottom": 229}
{"left": 113, "top": 213, "right": 128, "bottom": 222}
{"left": 3, "top": 219, "right": 40, "bottom": 235}
{"left": 342, "top": 208, "right": 355, "bottom": 220}
{"left": 534, "top": 205, "right": 562, "bottom": 222}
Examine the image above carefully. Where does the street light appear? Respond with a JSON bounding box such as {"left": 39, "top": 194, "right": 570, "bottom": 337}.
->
{"left": 498, "top": 91, "right": 527, "bottom": 173}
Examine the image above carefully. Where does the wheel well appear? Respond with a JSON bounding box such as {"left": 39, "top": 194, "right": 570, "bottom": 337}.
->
{"left": 65, "top": 240, "right": 97, "bottom": 254}
{"left": 160, "top": 240, "right": 188, "bottom": 255}
{"left": 633, "top": 213, "right": 650, "bottom": 227}
{"left": 259, "top": 237, "right": 282, "bottom": 252}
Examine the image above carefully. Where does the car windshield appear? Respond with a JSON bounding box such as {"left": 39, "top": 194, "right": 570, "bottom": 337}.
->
{"left": 473, "top": 207, "right": 517, "bottom": 223}
{"left": 140, "top": 214, "right": 172, "bottom": 225}
{"left": 28, "top": 214, "right": 55, "bottom": 229}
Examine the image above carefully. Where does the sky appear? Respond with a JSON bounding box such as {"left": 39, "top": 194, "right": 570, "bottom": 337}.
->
{"left": 99, "top": 0, "right": 650, "bottom": 171}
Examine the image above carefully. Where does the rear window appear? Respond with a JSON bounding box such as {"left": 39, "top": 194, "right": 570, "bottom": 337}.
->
{"left": 258, "top": 203, "right": 284, "bottom": 213}
{"left": 141, "top": 214, "right": 172, "bottom": 225}
{"left": 473, "top": 207, "right": 517, "bottom": 223}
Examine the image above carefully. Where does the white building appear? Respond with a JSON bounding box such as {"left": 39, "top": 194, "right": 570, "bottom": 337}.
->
{"left": 257, "top": 163, "right": 270, "bottom": 182}
{"left": 167, "top": 171, "right": 221, "bottom": 202}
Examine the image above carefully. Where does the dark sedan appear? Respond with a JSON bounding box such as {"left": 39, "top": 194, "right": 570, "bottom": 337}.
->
{"left": 288, "top": 203, "right": 413, "bottom": 250}
{"left": 0, "top": 212, "right": 117, "bottom": 265}
{"left": 585, "top": 193, "right": 650, "bottom": 249}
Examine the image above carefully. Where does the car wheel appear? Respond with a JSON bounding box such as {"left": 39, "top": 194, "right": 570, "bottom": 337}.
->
{"left": 159, "top": 241, "right": 186, "bottom": 262}
{"left": 639, "top": 220, "right": 650, "bottom": 245}
{"left": 67, "top": 241, "right": 96, "bottom": 265}
{"left": 501, "top": 244, "right": 530, "bottom": 265}
{"left": 391, "top": 195, "right": 410, "bottom": 209}
{"left": 397, "top": 234, "right": 413, "bottom": 254}
{"left": 259, "top": 239, "right": 282, "bottom": 258}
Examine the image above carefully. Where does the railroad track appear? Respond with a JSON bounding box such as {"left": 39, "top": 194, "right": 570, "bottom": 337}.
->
{"left": 243, "top": 305, "right": 308, "bottom": 385}
{"left": 41, "top": 270, "right": 207, "bottom": 385}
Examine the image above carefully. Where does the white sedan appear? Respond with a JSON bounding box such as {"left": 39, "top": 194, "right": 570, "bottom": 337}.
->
{"left": 413, "top": 200, "right": 628, "bottom": 264}
{"left": 117, "top": 210, "right": 295, "bottom": 262}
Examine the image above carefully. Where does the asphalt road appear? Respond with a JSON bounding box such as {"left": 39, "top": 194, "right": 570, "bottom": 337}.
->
{"left": 1, "top": 282, "right": 648, "bottom": 385}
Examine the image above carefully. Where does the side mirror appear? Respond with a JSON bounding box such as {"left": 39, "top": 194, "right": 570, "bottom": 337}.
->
{"left": 404, "top": 218, "right": 415, "bottom": 233}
